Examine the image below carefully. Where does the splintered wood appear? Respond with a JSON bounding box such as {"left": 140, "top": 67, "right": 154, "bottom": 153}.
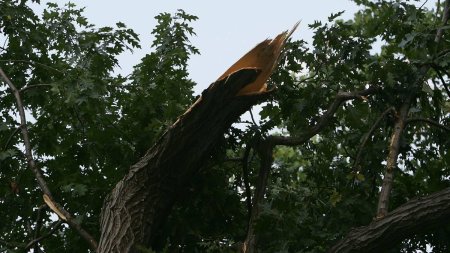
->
{"left": 218, "top": 22, "right": 299, "bottom": 96}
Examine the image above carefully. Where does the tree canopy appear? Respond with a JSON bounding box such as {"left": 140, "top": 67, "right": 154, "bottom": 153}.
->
{"left": 0, "top": 0, "right": 449, "bottom": 252}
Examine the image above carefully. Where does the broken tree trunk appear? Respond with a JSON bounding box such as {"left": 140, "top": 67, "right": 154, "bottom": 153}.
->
{"left": 97, "top": 25, "right": 297, "bottom": 253}
{"left": 97, "top": 68, "right": 271, "bottom": 252}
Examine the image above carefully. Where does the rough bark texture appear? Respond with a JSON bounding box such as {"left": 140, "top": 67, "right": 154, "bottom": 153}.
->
{"left": 329, "top": 186, "right": 450, "bottom": 253}
{"left": 97, "top": 68, "right": 272, "bottom": 253}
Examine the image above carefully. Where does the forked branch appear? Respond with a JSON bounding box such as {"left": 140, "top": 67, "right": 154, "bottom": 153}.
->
{"left": 267, "top": 86, "right": 379, "bottom": 146}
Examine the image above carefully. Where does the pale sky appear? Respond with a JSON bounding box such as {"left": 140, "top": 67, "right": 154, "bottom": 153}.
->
{"left": 33, "top": 1, "right": 435, "bottom": 94}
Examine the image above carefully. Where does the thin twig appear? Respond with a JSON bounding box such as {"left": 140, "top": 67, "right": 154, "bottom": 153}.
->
{"left": 406, "top": 117, "right": 450, "bottom": 132}
{"left": 32, "top": 205, "right": 47, "bottom": 252}
{"left": 0, "top": 60, "right": 63, "bottom": 74}
{"left": 20, "top": 84, "right": 53, "bottom": 93}
{"left": 435, "top": 48, "right": 450, "bottom": 59}
{"left": 0, "top": 67, "right": 98, "bottom": 251}
{"left": 0, "top": 239, "right": 20, "bottom": 249}
{"left": 352, "top": 107, "right": 395, "bottom": 170}
{"left": 432, "top": 66, "right": 450, "bottom": 97}
{"left": 25, "top": 220, "right": 63, "bottom": 250}
{"left": 434, "top": 0, "right": 450, "bottom": 43}
{"left": 436, "top": 0, "right": 441, "bottom": 21}
{"left": 419, "top": 0, "right": 429, "bottom": 10}
{"left": 242, "top": 146, "right": 253, "bottom": 223}
{"left": 249, "top": 108, "right": 258, "bottom": 127}
{"left": 3, "top": 126, "right": 21, "bottom": 151}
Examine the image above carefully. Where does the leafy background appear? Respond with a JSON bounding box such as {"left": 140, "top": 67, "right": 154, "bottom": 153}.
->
{"left": 1, "top": 0, "right": 449, "bottom": 252}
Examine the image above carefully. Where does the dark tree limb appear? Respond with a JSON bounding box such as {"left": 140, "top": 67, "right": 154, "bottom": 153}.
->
{"left": 3, "top": 126, "right": 20, "bottom": 151}
{"left": 31, "top": 205, "right": 46, "bottom": 253}
{"left": 242, "top": 146, "right": 253, "bottom": 222}
{"left": 242, "top": 140, "right": 274, "bottom": 253}
{"left": 0, "top": 59, "right": 63, "bottom": 74}
{"left": 352, "top": 107, "right": 395, "bottom": 170}
{"left": 98, "top": 68, "right": 274, "bottom": 252}
{"left": 434, "top": 0, "right": 450, "bottom": 44}
{"left": 240, "top": 86, "right": 379, "bottom": 253}
{"left": 0, "top": 68, "right": 98, "bottom": 251}
{"left": 406, "top": 117, "right": 450, "bottom": 132}
{"left": 376, "top": 92, "right": 414, "bottom": 218}
{"left": 19, "top": 84, "right": 53, "bottom": 93}
{"left": 430, "top": 64, "right": 450, "bottom": 98}
{"left": 329, "top": 186, "right": 450, "bottom": 253}
{"left": 266, "top": 86, "right": 379, "bottom": 147}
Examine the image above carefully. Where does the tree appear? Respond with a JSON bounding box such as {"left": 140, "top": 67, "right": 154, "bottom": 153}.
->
{"left": 0, "top": 0, "right": 449, "bottom": 252}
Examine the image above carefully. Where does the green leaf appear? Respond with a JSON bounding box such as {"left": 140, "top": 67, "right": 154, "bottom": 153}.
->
{"left": 0, "top": 122, "right": 10, "bottom": 132}
{"left": 328, "top": 11, "right": 345, "bottom": 22}
{"left": 399, "top": 32, "right": 417, "bottom": 48}
{"left": 0, "top": 149, "right": 17, "bottom": 160}
{"left": 422, "top": 82, "right": 433, "bottom": 95}
{"left": 330, "top": 189, "right": 342, "bottom": 207}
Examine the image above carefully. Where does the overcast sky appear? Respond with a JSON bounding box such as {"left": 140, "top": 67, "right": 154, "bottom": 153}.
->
{"left": 34, "top": 0, "right": 434, "bottom": 94}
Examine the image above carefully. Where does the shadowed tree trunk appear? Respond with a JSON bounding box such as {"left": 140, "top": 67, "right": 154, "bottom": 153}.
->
{"left": 97, "top": 68, "right": 272, "bottom": 252}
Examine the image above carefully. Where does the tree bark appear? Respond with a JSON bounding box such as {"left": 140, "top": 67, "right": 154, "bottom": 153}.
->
{"left": 376, "top": 96, "right": 412, "bottom": 218}
{"left": 97, "top": 68, "right": 272, "bottom": 253}
{"left": 329, "top": 186, "right": 450, "bottom": 253}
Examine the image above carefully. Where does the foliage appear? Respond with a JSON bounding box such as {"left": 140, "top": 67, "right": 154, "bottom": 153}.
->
{"left": 0, "top": 1, "right": 197, "bottom": 252}
{"left": 256, "top": 1, "right": 450, "bottom": 251}
{"left": 0, "top": 0, "right": 449, "bottom": 252}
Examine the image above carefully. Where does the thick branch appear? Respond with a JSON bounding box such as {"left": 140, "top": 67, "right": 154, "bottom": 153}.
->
{"left": 0, "top": 68, "right": 98, "bottom": 251}
{"left": 267, "top": 86, "right": 379, "bottom": 146}
{"left": 240, "top": 87, "right": 379, "bottom": 252}
{"left": 377, "top": 0, "right": 449, "bottom": 218}
{"left": 376, "top": 94, "right": 413, "bottom": 218}
{"left": 0, "top": 68, "right": 52, "bottom": 196}
{"left": 329, "top": 186, "right": 450, "bottom": 253}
